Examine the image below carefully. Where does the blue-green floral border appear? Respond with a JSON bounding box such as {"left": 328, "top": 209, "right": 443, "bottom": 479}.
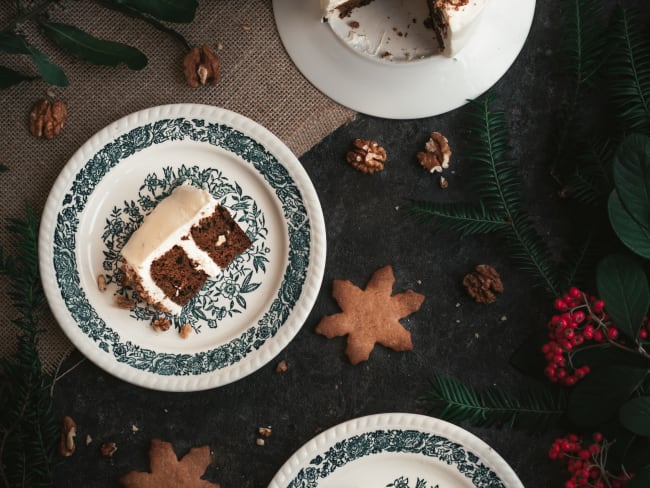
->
{"left": 53, "top": 117, "right": 310, "bottom": 376}
{"left": 288, "top": 429, "right": 506, "bottom": 488}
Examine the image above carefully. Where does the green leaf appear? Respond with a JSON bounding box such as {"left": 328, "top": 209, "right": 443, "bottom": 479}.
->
{"left": 112, "top": 0, "right": 198, "bottom": 23}
{"left": 612, "top": 134, "right": 650, "bottom": 229}
{"left": 0, "top": 163, "right": 8, "bottom": 172}
{"left": 571, "top": 343, "right": 650, "bottom": 370}
{"left": 568, "top": 365, "right": 647, "bottom": 427}
{"left": 609, "top": 190, "right": 650, "bottom": 258}
{"left": 0, "top": 33, "right": 67, "bottom": 86}
{"left": 597, "top": 254, "right": 650, "bottom": 340}
{"left": 628, "top": 465, "right": 650, "bottom": 488}
{"left": 0, "top": 65, "right": 34, "bottom": 89}
{"left": 620, "top": 396, "right": 650, "bottom": 436}
{"left": 41, "top": 22, "right": 147, "bottom": 70}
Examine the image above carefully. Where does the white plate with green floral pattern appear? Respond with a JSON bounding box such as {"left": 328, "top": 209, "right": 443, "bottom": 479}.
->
{"left": 39, "top": 104, "right": 326, "bottom": 392}
{"left": 268, "top": 413, "right": 523, "bottom": 488}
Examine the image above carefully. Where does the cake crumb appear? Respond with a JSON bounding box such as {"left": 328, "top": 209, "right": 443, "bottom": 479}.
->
{"left": 131, "top": 424, "right": 139, "bottom": 433}
{"left": 180, "top": 324, "right": 193, "bottom": 339}
{"left": 256, "top": 438, "right": 265, "bottom": 447}
{"left": 152, "top": 317, "right": 171, "bottom": 332}
{"left": 100, "top": 442, "right": 118, "bottom": 458}
{"left": 348, "top": 20, "right": 359, "bottom": 28}
{"left": 275, "top": 360, "right": 288, "bottom": 373}
{"left": 86, "top": 434, "right": 93, "bottom": 446}
{"left": 114, "top": 295, "right": 133, "bottom": 309}
{"left": 258, "top": 426, "right": 272, "bottom": 438}
{"left": 439, "top": 176, "right": 449, "bottom": 189}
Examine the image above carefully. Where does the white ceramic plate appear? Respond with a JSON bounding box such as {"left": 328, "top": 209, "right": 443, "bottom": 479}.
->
{"left": 39, "top": 104, "right": 326, "bottom": 392}
{"left": 268, "top": 413, "right": 524, "bottom": 488}
{"left": 273, "top": 0, "right": 536, "bottom": 119}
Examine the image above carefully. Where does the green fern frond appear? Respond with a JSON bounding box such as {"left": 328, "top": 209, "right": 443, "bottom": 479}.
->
{"left": 503, "top": 212, "right": 562, "bottom": 296}
{"left": 559, "top": 0, "right": 607, "bottom": 85}
{"left": 421, "top": 375, "right": 567, "bottom": 431}
{"left": 608, "top": 6, "right": 650, "bottom": 133}
{"left": 407, "top": 201, "right": 509, "bottom": 237}
{"left": 464, "top": 96, "right": 521, "bottom": 216}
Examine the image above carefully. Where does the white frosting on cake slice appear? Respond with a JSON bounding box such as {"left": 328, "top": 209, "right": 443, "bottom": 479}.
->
{"left": 444, "top": 0, "right": 488, "bottom": 56}
{"left": 319, "top": 0, "right": 488, "bottom": 57}
{"left": 121, "top": 183, "right": 222, "bottom": 314}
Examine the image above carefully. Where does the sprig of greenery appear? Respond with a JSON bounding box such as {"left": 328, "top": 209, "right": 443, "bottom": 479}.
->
{"left": 0, "top": 0, "right": 198, "bottom": 89}
{"left": 409, "top": 95, "right": 562, "bottom": 295}
{"left": 421, "top": 375, "right": 567, "bottom": 431}
{"left": 0, "top": 205, "right": 58, "bottom": 488}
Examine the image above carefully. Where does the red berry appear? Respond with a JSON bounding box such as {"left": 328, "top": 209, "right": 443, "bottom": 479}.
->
{"left": 555, "top": 298, "right": 569, "bottom": 311}
{"left": 592, "top": 432, "right": 602, "bottom": 442}
{"left": 573, "top": 311, "right": 586, "bottom": 324}
{"left": 607, "top": 327, "right": 619, "bottom": 340}
{"left": 593, "top": 300, "right": 605, "bottom": 313}
{"left": 640, "top": 329, "right": 649, "bottom": 340}
{"left": 569, "top": 287, "right": 582, "bottom": 299}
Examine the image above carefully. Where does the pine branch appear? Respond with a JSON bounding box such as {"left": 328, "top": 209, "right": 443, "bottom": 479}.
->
{"left": 503, "top": 213, "right": 562, "bottom": 296}
{"left": 421, "top": 375, "right": 567, "bottom": 432}
{"left": 464, "top": 96, "right": 521, "bottom": 217}
{"left": 562, "top": 136, "right": 615, "bottom": 205}
{"left": 407, "top": 201, "right": 510, "bottom": 237}
{"left": 608, "top": 6, "right": 650, "bottom": 134}
{"left": 0, "top": 204, "right": 58, "bottom": 488}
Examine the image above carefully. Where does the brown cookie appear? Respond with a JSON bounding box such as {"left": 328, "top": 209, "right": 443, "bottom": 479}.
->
{"left": 315, "top": 265, "right": 425, "bottom": 364}
{"left": 120, "top": 439, "right": 219, "bottom": 488}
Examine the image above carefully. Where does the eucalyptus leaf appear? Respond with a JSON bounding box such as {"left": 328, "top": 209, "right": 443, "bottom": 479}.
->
{"left": 568, "top": 365, "right": 647, "bottom": 427}
{"left": 613, "top": 134, "right": 650, "bottom": 227}
{"left": 620, "top": 396, "right": 650, "bottom": 436}
{"left": 0, "top": 33, "right": 67, "bottom": 86}
{"left": 41, "top": 22, "right": 147, "bottom": 70}
{"left": 628, "top": 465, "right": 650, "bottom": 488}
{"left": 0, "top": 66, "right": 35, "bottom": 89}
{"left": 597, "top": 254, "right": 650, "bottom": 340}
{"left": 609, "top": 190, "right": 650, "bottom": 259}
{"left": 112, "top": 0, "right": 198, "bottom": 23}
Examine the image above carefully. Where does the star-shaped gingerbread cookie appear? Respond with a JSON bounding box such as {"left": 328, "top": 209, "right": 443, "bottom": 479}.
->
{"left": 120, "top": 439, "right": 219, "bottom": 488}
{"left": 316, "top": 265, "right": 425, "bottom": 364}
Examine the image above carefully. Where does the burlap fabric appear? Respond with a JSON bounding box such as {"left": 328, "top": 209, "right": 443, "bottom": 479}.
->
{"left": 0, "top": 0, "right": 355, "bottom": 370}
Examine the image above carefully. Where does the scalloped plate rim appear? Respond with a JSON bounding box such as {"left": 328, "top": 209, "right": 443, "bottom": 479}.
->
{"left": 267, "top": 412, "right": 524, "bottom": 487}
{"left": 38, "top": 103, "right": 326, "bottom": 392}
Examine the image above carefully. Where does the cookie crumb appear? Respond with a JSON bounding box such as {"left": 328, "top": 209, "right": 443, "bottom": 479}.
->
{"left": 97, "top": 274, "right": 107, "bottom": 292}
{"left": 114, "top": 295, "right": 133, "bottom": 309}
{"left": 86, "top": 434, "right": 93, "bottom": 446}
{"left": 256, "top": 438, "right": 265, "bottom": 447}
{"left": 258, "top": 426, "right": 272, "bottom": 438}
{"left": 100, "top": 442, "right": 118, "bottom": 458}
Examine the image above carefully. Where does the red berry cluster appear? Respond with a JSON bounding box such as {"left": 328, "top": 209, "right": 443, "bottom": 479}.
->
{"left": 548, "top": 433, "right": 631, "bottom": 488}
{"left": 542, "top": 287, "right": 617, "bottom": 386}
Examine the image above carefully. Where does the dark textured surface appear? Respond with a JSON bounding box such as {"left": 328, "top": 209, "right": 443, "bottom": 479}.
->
{"left": 50, "top": 1, "right": 647, "bottom": 486}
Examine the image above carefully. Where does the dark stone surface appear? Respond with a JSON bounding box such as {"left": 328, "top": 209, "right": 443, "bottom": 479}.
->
{"left": 51, "top": 1, "right": 650, "bottom": 486}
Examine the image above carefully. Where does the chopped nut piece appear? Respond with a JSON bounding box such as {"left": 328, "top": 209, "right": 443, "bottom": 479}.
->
{"left": 439, "top": 175, "right": 448, "bottom": 189}
{"left": 180, "top": 323, "right": 193, "bottom": 339}
{"left": 417, "top": 131, "right": 451, "bottom": 173}
{"left": 256, "top": 438, "right": 265, "bottom": 446}
{"left": 152, "top": 317, "right": 171, "bottom": 332}
{"left": 59, "top": 416, "right": 77, "bottom": 457}
{"left": 241, "top": 22, "right": 251, "bottom": 30}
{"left": 183, "top": 45, "right": 220, "bottom": 88}
{"left": 346, "top": 138, "right": 387, "bottom": 174}
{"left": 462, "top": 264, "right": 504, "bottom": 304}
{"left": 131, "top": 424, "right": 139, "bottom": 433}
{"left": 86, "top": 434, "right": 93, "bottom": 446}
{"left": 29, "top": 99, "right": 68, "bottom": 139}
{"left": 114, "top": 295, "right": 134, "bottom": 310}
{"left": 275, "top": 360, "right": 288, "bottom": 373}
{"left": 258, "top": 426, "right": 272, "bottom": 438}
{"left": 215, "top": 234, "right": 227, "bottom": 247}
{"left": 97, "top": 274, "right": 107, "bottom": 292}
{"left": 100, "top": 442, "right": 118, "bottom": 458}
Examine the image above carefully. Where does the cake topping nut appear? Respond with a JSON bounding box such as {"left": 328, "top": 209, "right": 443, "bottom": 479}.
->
{"left": 183, "top": 45, "right": 220, "bottom": 87}
{"left": 462, "top": 264, "right": 504, "bottom": 304}
{"left": 417, "top": 132, "right": 451, "bottom": 173}
{"left": 29, "top": 99, "right": 68, "bottom": 139}
{"left": 346, "top": 138, "right": 387, "bottom": 174}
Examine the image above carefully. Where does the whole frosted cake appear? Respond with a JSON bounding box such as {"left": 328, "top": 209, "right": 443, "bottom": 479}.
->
{"left": 320, "top": 0, "right": 488, "bottom": 56}
{"left": 120, "top": 183, "right": 252, "bottom": 315}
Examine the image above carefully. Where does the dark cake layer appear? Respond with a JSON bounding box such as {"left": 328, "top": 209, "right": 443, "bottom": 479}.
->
{"left": 190, "top": 206, "right": 252, "bottom": 269}
{"left": 336, "top": 0, "right": 376, "bottom": 18}
{"left": 150, "top": 245, "right": 208, "bottom": 307}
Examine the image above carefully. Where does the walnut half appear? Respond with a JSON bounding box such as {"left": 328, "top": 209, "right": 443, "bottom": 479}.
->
{"left": 417, "top": 131, "right": 451, "bottom": 173}
{"left": 59, "top": 416, "right": 77, "bottom": 457}
{"left": 29, "top": 99, "right": 68, "bottom": 139}
{"left": 183, "top": 46, "right": 220, "bottom": 88}
{"left": 346, "top": 138, "right": 387, "bottom": 174}
{"left": 462, "top": 264, "right": 504, "bottom": 304}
